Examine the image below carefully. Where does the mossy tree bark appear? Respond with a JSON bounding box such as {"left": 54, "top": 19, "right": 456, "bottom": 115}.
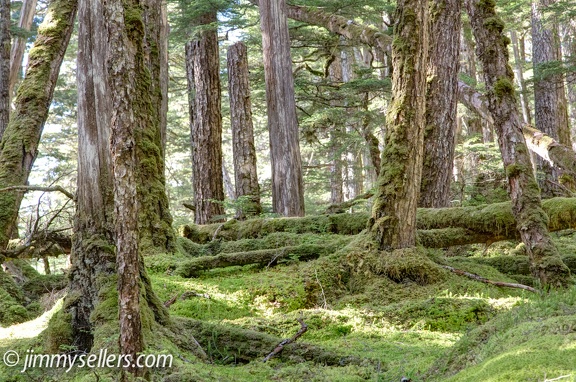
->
{"left": 107, "top": 0, "right": 146, "bottom": 375}
{"left": 328, "top": 52, "right": 344, "bottom": 206}
{"left": 466, "top": 0, "right": 570, "bottom": 287}
{"left": 0, "top": 0, "right": 9, "bottom": 140}
{"left": 136, "top": 0, "right": 176, "bottom": 253}
{"left": 0, "top": 0, "right": 77, "bottom": 251}
{"left": 186, "top": 11, "right": 226, "bottom": 224}
{"left": 259, "top": 0, "right": 305, "bottom": 217}
{"left": 227, "top": 42, "right": 262, "bottom": 219}
{"left": 370, "top": 0, "right": 429, "bottom": 249}
{"left": 531, "top": 0, "right": 571, "bottom": 196}
{"left": 9, "top": 0, "right": 37, "bottom": 99}
{"left": 420, "top": 0, "right": 461, "bottom": 208}
{"left": 68, "top": 0, "right": 169, "bottom": 356}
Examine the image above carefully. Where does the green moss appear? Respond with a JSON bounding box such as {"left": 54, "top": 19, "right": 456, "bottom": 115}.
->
{"left": 493, "top": 77, "right": 515, "bottom": 99}
{"left": 483, "top": 16, "right": 505, "bottom": 32}
{"left": 44, "top": 307, "right": 73, "bottom": 353}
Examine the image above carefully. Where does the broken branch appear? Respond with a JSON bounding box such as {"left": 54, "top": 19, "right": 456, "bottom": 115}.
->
{"left": 263, "top": 318, "right": 308, "bottom": 362}
{"left": 441, "top": 265, "right": 538, "bottom": 293}
{"left": 0, "top": 185, "right": 75, "bottom": 200}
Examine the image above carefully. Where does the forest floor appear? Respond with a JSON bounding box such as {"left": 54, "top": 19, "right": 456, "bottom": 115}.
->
{"left": 1, "top": 226, "right": 576, "bottom": 381}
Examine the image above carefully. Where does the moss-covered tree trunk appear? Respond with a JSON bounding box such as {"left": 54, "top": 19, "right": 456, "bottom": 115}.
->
{"left": 0, "top": 0, "right": 9, "bottom": 140}
{"left": 328, "top": 52, "right": 344, "bottom": 206}
{"left": 466, "top": 0, "right": 570, "bottom": 287}
{"left": 259, "top": 0, "right": 305, "bottom": 217}
{"left": 107, "top": 0, "right": 145, "bottom": 375}
{"left": 227, "top": 42, "right": 262, "bottom": 219}
{"left": 185, "top": 12, "right": 226, "bottom": 224}
{"left": 0, "top": 0, "right": 77, "bottom": 251}
{"left": 68, "top": 0, "right": 169, "bottom": 355}
{"left": 370, "top": 0, "right": 429, "bottom": 249}
{"left": 419, "top": 0, "right": 461, "bottom": 208}
{"left": 531, "top": 0, "right": 571, "bottom": 196}
{"left": 136, "top": 0, "right": 176, "bottom": 253}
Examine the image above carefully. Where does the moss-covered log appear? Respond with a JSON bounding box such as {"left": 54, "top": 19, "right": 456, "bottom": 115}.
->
{"left": 0, "top": 0, "right": 77, "bottom": 251}
{"left": 176, "top": 244, "right": 335, "bottom": 277}
{"left": 181, "top": 198, "right": 576, "bottom": 248}
{"left": 170, "top": 317, "right": 363, "bottom": 366}
{"left": 181, "top": 213, "right": 369, "bottom": 243}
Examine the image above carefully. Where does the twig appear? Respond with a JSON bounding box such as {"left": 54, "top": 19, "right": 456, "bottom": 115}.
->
{"left": 544, "top": 375, "right": 572, "bottom": 382}
{"left": 441, "top": 265, "right": 539, "bottom": 293}
{"left": 315, "top": 268, "right": 328, "bottom": 309}
{"left": 212, "top": 223, "right": 225, "bottom": 241}
{"left": 0, "top": 185, "right": 75, "bottom": 200}
{"left": 263, "top": 317, "right": 308, "bottom": 362}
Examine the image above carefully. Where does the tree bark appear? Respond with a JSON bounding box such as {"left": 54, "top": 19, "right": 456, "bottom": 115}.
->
{"left": 68, "top": 0, "right": 115, "bottom": 352}
{"left": 466, "top": 0, "right": 570, "bottom": 287}
{"left": 0, "top": 0, "right": 9, "bottom": 140}
{"left": 420, "top": 0, "right": 461, "bottom": 208}
{"left": 532, "top": 0, "right": 571, "bottom": 196}
{"left": 370, "top": 0, "right": 429, "bottom": 249}
{"left": 0, "top": 0, "right": 77, "bottom": 250}
{"left": 136, "top": 0, "right": 176, "bottom": 253}
{"left": 68, "top": 0, "right": 169, "bottom": 358}
{"left": 259, "top": 0, "right": 305, "bottom": 217}
{"left": 107, "top": 1, "right": 145, "bottom": 375}
{"left": 9, "top": 0, "right": 37, "bottom": 99}
{"left": 227, "top": 42, "right": 262, "bottom": 219}
{"left": 328, "top": 52, "right": 344, "bottom": 205}
{"left": 186, "top": 12, "right": 225, "bottom": 224}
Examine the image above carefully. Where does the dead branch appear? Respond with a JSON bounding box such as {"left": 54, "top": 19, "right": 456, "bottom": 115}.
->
{"left": 441, "top": 265, "right": 538, "bottom": 293}
{"left": 324, "top": 190, "right": 374, "bottom": 214}
{"left": 263, "top": 318, "right": 308, "bottom": 362}
{"left": 0, "top": 185, "right": 75, "bottom": 200}
{"left": 183, "top": 202, "right": 196, "bottom": 212}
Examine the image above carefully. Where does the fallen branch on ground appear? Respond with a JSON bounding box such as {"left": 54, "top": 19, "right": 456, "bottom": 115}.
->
{"left": 263, "top": 318, "right": 308, "bottom": 362}
{"left": 441, "top": 265, "right": 538, "bottom": 293}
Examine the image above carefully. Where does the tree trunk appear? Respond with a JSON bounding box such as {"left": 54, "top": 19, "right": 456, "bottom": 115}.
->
{"left": 259, "top": 0, "right": 305, "bottom": 217}
{"left": 107, "top": 1, "right": 145, "bottom": 375}
{"left": 68, "top": 0, "right": 169, "bottom": 358}
{"left": 0, "top": 0, "right": 9, "bottom": 140}
{"left": 186, "top": 12, "right": 225, "bottom": 224}
{"left": 510, "top": 31, "right": 532, "bottom": 125}
{"left": 0, "top": 0, "right": 77, "bottom": 250}
{"left": 227, "top": 41, "right": 262, "bottom": 219}
{"left": 566, "top": 21, "right": 576, "bottom": 147}
{"left": 532, "top": 0, "right": 570, "bottom": 196}
{"left": 9, "top": 0, "right": 37, "bottom": 99}
{"left": 370, "top": 0, "right": 429, "bottom": 249}
{"left": 328, "top": 52, "right": 344, "bottom": 205}
{"left": 68, "top": 0, "right": 115, "bottom": 352}
{"left": 466, "top": 0, "right": 570, "bottom": 287}
{"left": 0, "top": 0, "right": 10, "bottom": 141}
{"left": 136, "top": 0, "right": 176, "bottom": 253}
{"left": 420, "top": 0, "right": 461, "bottom": 208}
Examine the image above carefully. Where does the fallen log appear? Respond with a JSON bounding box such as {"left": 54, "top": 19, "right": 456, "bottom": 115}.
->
{"left": 171, "top": 317, "right": 363, "bottom": 366}
{"left": 182, "top": 197, "right": 576, "bottom": 248}
{"left": 176, "top": 244, "right": 332, "bottom": 277}
{"left": 521, "top": 125, "right": 576, "bottom": 179}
